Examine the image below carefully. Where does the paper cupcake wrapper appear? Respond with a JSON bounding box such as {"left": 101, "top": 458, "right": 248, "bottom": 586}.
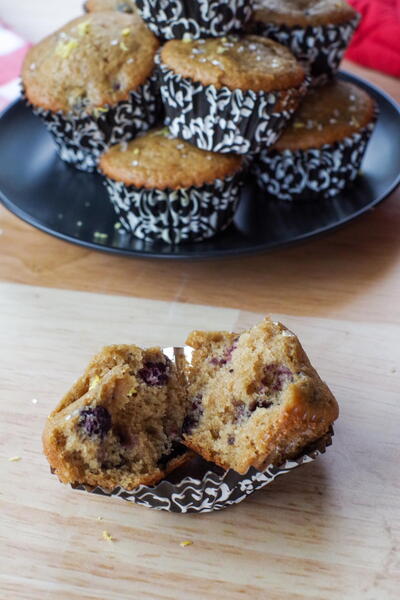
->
{"left": 253, "top": 15, "right": 360, "bottom": 84}
{"left": 71, "top": 427, "right": 334, "bottom": 513}
{"left": 24, "top": 73, "right": 161, "bottom": 172}
{"left": 104, "top": 170, "right": 243, "bottom": 244}
{"left": 157, "top": 59, "right": 310, "bottom": 154}
{"left": 135, "top": 0, "right": 253, "bottom": 40}
{"left": 252, "top": 120, "right": 376, "bottom": 201}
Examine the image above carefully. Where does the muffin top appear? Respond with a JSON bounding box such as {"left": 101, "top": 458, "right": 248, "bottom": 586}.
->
{"left": 161, "top": 35, "right": 305, "bottom": 92}
{"left": 253, "top": 0, "right": 357, "bottom": 27}
{"left": 22, "top": 12, "right": 159, "bottom": 113}
{"left": 85, "top": 0, "right": 137, "bottom": 14}
{"left": 99, "top": 128, "right": 243, "bottom": 189}
{"left": 273, "top": 80, "right": 375, "bottom": 151}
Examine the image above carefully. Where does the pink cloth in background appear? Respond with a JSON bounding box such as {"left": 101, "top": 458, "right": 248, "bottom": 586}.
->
{"left": 0, "top": 21, "right": 30, "bottom": 111}
{"left": 346, "top": 0, "right": 400, "bottom": 77}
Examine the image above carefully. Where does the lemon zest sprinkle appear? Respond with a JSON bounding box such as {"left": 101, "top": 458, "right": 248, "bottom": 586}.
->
{"left": 55, "top": 38, "right": 78, "bottom": 59}
{"left": 102, "top": 530, "right": 114, "bottom": 542}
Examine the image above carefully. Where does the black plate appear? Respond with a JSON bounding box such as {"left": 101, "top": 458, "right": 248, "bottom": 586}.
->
{"left": 0, "top": 72, "right": 399, "bottom": 260}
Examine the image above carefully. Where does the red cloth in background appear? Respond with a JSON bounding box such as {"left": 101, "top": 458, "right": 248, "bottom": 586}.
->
{"left": 346, "top": 0, "right": 400, "bottom": 77}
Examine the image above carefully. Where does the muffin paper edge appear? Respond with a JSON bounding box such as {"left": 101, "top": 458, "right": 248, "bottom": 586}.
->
{"left": 103, "top": 171, "right": 244, "bottom": 244}
{"left": 252, "top": 15, "right": 361, "bottom": 84}
{"left": 251, "top": 117, "right": 377, "bottom": 201}
{"left": 157, "top": 58, "right": 310, "bottom": 154}
{"left": 22, "top": 72, "right": 161, "bottom": 173}
{"left": 135, "top": 0, "right": 253, "bottom": 40}
{"left": 69, "top": 427, "right": 334, "bottom": 513}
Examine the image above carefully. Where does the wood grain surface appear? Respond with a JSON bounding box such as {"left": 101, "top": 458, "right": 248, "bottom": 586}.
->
{"left": 1, "top": 282, "right": 399, "bottom": 600}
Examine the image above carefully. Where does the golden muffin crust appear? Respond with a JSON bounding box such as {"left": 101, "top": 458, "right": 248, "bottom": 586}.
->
{"left": 85, "top": 0, "right": 137, "bottom": 13}
{"left": 22, "top": 12, "right": 159, "bottom": 113}
{"left": 273, "top": 80, "right": 376, "bottom": 151}
{"left": 253, "top": 0, "right": 357, "bottom": 27}
{"left": 43, "top": 345, "right": 191, "bottom": 490}
{"left": 183, "top": 318, "right": 338, "bottom": 474}
{"left": 160, "top": 35, "right": 305, "bottom": 92}
{"left": 99, "top": 128, "right": 244, "bottom": 189}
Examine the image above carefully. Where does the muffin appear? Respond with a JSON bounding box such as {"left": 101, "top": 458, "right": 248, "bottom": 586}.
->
{"left": 251, "top": 0, "right": 360, "bottom": 84}
{"left": 252, "top": 79, "right": 377, "bottom": 201}
{"left": 158, "top": 35, "right": 309, "bottom": 155}
{"left": 99, "top": 127, "right": 244, "bottom": 244}
{"left": 22, "top": 13, "right": 160, "bottom": 172}
{"left": 85, "top": 0, "right": 137, "bottom": 13}
{"left": 43, "top": 345, "right": 191, "bottom": 490}
{"left": 182, "top": 318, "right": 338, "bottom": 474}
{"left": 135, "top": 0, "right": 253, "bottom": 40}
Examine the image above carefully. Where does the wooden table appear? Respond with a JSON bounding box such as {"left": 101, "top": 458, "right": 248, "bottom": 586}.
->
{"left": 1, "top": 3, "right": 400, "bottom": 599}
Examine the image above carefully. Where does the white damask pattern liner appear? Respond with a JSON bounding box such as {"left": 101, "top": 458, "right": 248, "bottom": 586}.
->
{"left": 105, "top": 172, "right": 243, "bottom": 244}
{"left": 25, "top": 73, "right": 160, "bottom": 172}
{"left": 158, "top": 58, "right": 310, "bottom": 154}
{"left": 252, "top": 121, "right": 376, "bottom": 201}
{"left": 135, "top": 0, "right": 252, "bottom": 39}
{"left": 254, "top": 16, "right": 360, "bottom": 83}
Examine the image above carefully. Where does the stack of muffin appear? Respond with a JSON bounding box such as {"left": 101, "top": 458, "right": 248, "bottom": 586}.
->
{"left": 21, "top": 0, "right": 377, "bottom": 245}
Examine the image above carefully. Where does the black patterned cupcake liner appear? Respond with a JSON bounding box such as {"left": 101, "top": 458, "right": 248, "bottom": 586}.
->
{"left": 252, "top": 15, "right": 360, "bottom": 85}
{"left": 252, "top": 121, "right": 376, "bottom": 201}
{"left": 157, "top": 59, "right": 310, "bottom": 155}
{"left": 71, "top": 431, "right": 332, "bottom": 513}
{"left": 103, "top": 171, "right": 243, "bottom": 244}
{"left": 135, "top": 0, "right": 253, "bottom": 40}
{"left": 24, "top": 73, "right": 161, "bottom": 173}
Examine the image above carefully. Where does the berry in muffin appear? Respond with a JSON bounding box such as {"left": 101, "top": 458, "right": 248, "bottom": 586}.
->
{"left": 182, "top": 318, "right": 338, "bottom": 474}
{"left": 252, "top": 79, "right": 377, "bottom": 200}
{"left": 43, "top": 345, "right": 191, "bottom": 490}
{"left": 99, "top": 127, "right": 244, "bottom": 243}
{"left": 22, "top": 12, "right": 160, "bottom": 171}
{"left": 158, "top": 34, "right": 309, "bottom": 154}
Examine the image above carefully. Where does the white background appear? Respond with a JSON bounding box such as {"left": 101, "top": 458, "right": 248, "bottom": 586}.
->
{"left": 1, "top": 0, "right": 84, "bottom": 41}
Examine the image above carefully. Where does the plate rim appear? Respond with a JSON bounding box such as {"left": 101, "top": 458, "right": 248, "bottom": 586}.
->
{"left": 1, "top": 70, "right": 399, "bottom": 261}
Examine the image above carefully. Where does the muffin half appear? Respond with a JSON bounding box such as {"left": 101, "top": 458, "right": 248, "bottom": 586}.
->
{"left": 43, "top": 345, "right": 191, "bottom": 490}
{"left": 182, "top": 318, "right": 338, "bottom": 474}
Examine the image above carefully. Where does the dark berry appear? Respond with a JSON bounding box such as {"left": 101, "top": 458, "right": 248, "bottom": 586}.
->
{"left": 117, "top": 2, "right": 133, "bottom": 12}
{"left": 227, "top": 435, "right": 235, "bottom": 445}
{"left": 138, "top": 362, "right": 169, "bottom": 386}
{"left": 262, "top": 363, "right": 293, "bottom": 392}
{"left": 79, "top": 406, "right": 111, "bottom": 438}
{"left": 210, "top": 339, "right": 239, "bottom": 367}
{"left": 249, "top": 399, "right": 273, "bottom": 412}
{"left": 182, "top": 396, "right": 203, "bottom": 435}
{"left": 157, "top": 442, "right": 186, "bottom": 470}
{"left": 233, "top": 401, "right": 250, "bottom": 423}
